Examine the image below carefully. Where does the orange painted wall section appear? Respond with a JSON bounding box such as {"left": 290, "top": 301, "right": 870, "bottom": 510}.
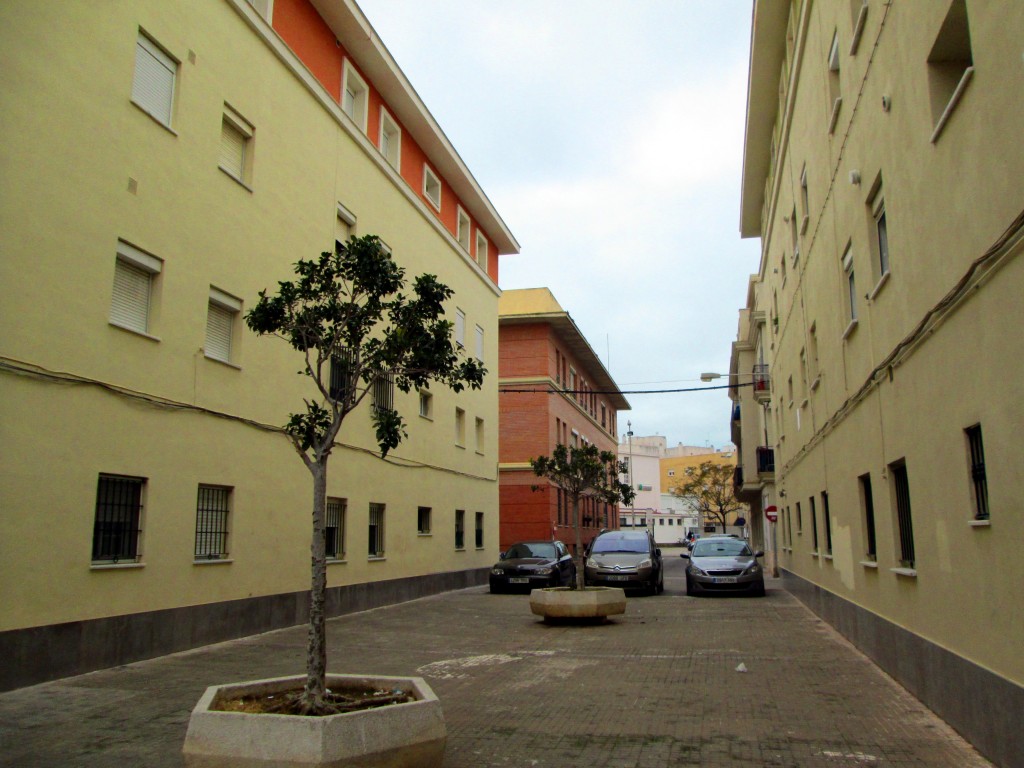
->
{"left": 272, "top": 0, "right": 343, "bottom": 97}
{"left": 271, "top": 0, "right": 503, "bottom": 285}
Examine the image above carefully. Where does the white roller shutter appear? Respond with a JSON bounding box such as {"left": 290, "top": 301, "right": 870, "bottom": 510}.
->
{"left": 205, "top": 302, "right": 233, "bottom": 362}
{"left": 219, "top": 120, "right": 245, "bottom": 179}
{"left": 110, "top": 260, "right": 151, "bottom": 332}
{"left": 132, "top": 34, "right": 175, "bottom": 127}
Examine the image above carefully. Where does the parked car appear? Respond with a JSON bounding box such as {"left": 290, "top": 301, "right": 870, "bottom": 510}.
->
{"left": 681, "top": 537, "right": 765, "bottom": 596}
{"left": 489, "top": 540, "right": 575, "bottom": 593}
{"left": 584, "top": 530, "right": 664, "bottom": 595}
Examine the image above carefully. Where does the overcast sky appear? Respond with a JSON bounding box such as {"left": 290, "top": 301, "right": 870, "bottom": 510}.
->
{"left": 357, "top": 0, "right": 761, "bottom": 448}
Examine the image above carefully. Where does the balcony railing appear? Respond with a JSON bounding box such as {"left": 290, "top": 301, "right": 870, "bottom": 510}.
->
{"left": 752, "top": 364, "right": 770, "bottom": 402}
{"left": 756, "top": 446, "right": 775, "bottom": 476}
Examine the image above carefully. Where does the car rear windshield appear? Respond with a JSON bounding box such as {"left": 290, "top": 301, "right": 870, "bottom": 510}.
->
{"left": 506, "top": 542, "right": 557, "bottom": 559}
{"left": 591, "top": 534, "right": 650, "bottom": 554}
{"left": 692, "top": 540, "right": 751, "bottom": 557}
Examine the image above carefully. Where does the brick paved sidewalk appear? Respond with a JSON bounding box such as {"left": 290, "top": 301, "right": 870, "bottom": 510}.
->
{"left": 0, "top": 564, "right": 993, "bottom": 767}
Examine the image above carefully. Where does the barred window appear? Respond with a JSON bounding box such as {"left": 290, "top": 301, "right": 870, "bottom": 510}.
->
{"left": 368, "top": 502, "right": 385, "bottom": 558}
{"left": 92, "top": 475, "right": 144, "bottom": 563}
{"left": 417, "top": 506, "right": 432, "bottom": 535}
{"left": 891, "top": 461, "right": 915, "bottom": 568}
{"left": 372, "top": 373, "right": 394, "bottom": 413}
{"left": 326, "top": 497, "right": 346, "bottom": 559}
{"left": 454, "top": 509, "right": 465, "bottom": 550}
{"left": 475, "top": 512, "right": 484, "bottom": 549}
{"left": 329, "top": 348, "right": 356, "bottom": 403}
{"left": 195, "top": 485, "right": 230, "bottom": 560}
{"left": 965, "top": 425, "right": 989, "bottom": 520}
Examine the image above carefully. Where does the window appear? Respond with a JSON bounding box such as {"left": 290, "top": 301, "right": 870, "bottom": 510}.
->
{"left": 219, "top": 105, "right": 254, "bottom": 186}
{"left": 842, "top": 244, "right": 858, "bottom": 326}
{"left": 827, "top": 31, "right": 842, "bottom": 133}
{"left": 326, "top": 497, "right": 346, "bottom": 559}
{"left": 195, "top": 485, "right": 230, "bottom": 560}
{"left": 454, "top": 509, "right": 465, "bottom": 549}
{"left": 341, "top": 60, "right": 368, "bottom": 132}
{"left": 417, "top": 506, "right": 432, "bottom": 535}
{"left": 859, "top": 474, "right": 877, "bottom": 560}
{"left": 891, "top": 461, "right": 915, "bottom": 568}
{"left": 569, "top": 367, "right": 577, "bottom": 396}
{"left": 475, "top": 232, "right": 488, "bottom": 272}
{"left": 474, "top": 325, "right": 484, "bottom": 362}
{"left": 132, "top": 31, "right": 176, "bottom": 128}
{"left": 868, "top": 184, "right": 890, "bottom": 285}
{"left": 368, "top": 502, "right": 385, "bottom": 558}
{"left": 330, "top": 348, "right": 356, "bottom": 404}
{"left": 372, "top": 373, "right": 394, "bottom": 413}
{"left": 808, "top": 322, "right": 820, "bottom": 387}
{"left": 796, "top": 501, "right": 803, "bottom": 535}
{"left": 418, "top": 390, "right": 433, "bottom": 419}
{"left": 927, "top": 0, "right": 973, "bottom": 142}
{"left": 206, "top": 288, "right": 242, "bottom": 364}
{"left": 454, "top": 308, "right": 466, "bottom": 348}
{"left": 92, "top": 474, "right": 144, "bottom": 563}
{"left": 337, "top": 202, "right": 357, "bottom": 243}
{"left": 378, "top": 108, "right": 401, "bottom": 170}
{"left": 557, "top": 487, "right": 564, "bottom": 526}
{"left": 246, "top": 0, "right": 273, "bottom": 21}
{"left": 790, "top": 208, "right": 800, "bottom": 265}
{"left": 965, "top": 424, "right": 989, "bottom": 520}
{"left": 601, "top": 404, "right": 607, "bottom": 428}
{"left": 455, "top": 407, "right": 466, "bottom": 447}
{"left": 849, "top": 0, "right": 868, "bottom": 55}
{"left": 475, "top": 417, "right": 485, "bottom": 453}
{"left": 423, "top": 165, "right": 441, "bottom": 210}
{"left": 809, "top": 496, "right": 819, "bottom": 551}
{"left": 111, "top": 240, "right": 162, "bottom": 335}
{"left": 475, "top": 512, "right": 484, "bottom": 549}
{"left": 456, "top": 208, "right": 471, "bottom": 251}
{"left": 822, "top": 491, "right": 832, "bottom": 555}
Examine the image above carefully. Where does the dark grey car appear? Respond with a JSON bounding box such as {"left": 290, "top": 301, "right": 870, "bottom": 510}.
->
{"left": 584, "top": 530, "right": 664, "bottom": 595}
{"left": 682, "top": 538, "right": 765, "bottom": 596}
{"left": 489, "top": 540, "right": 575, "bottom": 593}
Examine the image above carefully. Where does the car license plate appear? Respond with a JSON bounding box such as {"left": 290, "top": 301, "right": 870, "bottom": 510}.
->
{"left": 608, "top": 575, "right": 630, "bottom": 581}
{"left": 712, "top": 576, "right": 738, "bottom": 584}
{"left": 509, "top": 577, "right": 529, "bottom": 584}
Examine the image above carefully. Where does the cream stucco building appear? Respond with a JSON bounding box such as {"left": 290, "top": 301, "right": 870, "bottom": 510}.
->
{"left": 0, "top": 0, "right": 516, "bottom": 691}
{"left": 732, "top": 2, "right": 1023, "bottom": 765}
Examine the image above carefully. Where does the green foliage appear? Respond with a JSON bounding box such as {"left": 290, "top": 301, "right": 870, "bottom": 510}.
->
{"left": 245, "top": 235, "right": 486, "bottom": 461}
{"left": 671, "top": 460, "right": 745, "bottom": 531}
{"left": 530, "top": 443, "right": 635, "bottom": 508}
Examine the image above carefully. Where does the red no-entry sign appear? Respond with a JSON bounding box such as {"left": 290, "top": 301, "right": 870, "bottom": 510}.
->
{"left": 765, "top": 505, "right": 778, "bottom": 523}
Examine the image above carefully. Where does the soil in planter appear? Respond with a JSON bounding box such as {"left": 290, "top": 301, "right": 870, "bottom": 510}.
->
{"left": 214, "top": 683, "right": 413, "bottom": 717}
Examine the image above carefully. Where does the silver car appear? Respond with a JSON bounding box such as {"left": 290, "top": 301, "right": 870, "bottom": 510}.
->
{"left": 682, "top": 538, "right": 765, "bottom": 596}
{"left": 584, "top": 530, "right": 664, "bottom": 595}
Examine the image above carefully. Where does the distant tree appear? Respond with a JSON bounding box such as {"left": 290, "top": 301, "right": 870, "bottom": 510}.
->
{"left": 670, "top": 461, "right": 745, "bottom": 533}
{"left": 530, "top": 444, "right": 635, "bottom": 590}
{"left": 245, "top": 235, "right": 485, "bottom": 715}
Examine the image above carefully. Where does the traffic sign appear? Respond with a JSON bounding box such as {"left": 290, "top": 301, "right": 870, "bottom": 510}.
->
{"left": 765, "top": 505, "right": 778, "bottom": 523}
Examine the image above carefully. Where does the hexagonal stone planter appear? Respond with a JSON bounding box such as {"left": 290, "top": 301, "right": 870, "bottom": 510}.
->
{"left": 529, "top": 586, "right": 626, "bottom": 622}
{"left": 182, "top": 673, "right": 445, "bottom": 767}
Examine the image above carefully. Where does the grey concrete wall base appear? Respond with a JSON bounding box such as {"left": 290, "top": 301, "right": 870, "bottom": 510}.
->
{"left": 182, "top": 674, "right": 445, "bottom": 767}
{"left": 529, "top": 587, "right": 626, "bottom": 621}
{"left": 1, "top": 568, "right": 488, "bottom": 692}
{"left": 781, "top": 569, "right": 1024, "bottom": 768}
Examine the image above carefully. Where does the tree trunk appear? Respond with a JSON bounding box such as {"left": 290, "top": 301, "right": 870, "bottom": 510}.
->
{"left": 572, "top": 493, "right": 584, "bottom": 590}
{"left": 303, "top": 462, "right": 328, "bottom": 710}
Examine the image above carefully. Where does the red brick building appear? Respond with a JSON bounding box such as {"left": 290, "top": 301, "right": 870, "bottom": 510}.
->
{"left": 498, "top": 289, "right": 630, "bottom": 553}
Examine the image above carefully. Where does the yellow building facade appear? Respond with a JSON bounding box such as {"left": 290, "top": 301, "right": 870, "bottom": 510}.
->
{"left": 733, "top": 2, "right": 1023, "bottom": 765}
{"left": 0, "top": 0, "right": 517, "bottom": 691}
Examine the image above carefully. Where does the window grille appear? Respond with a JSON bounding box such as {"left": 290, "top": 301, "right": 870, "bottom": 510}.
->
{"left": 326, "top": 497, "right": 346, "bottom": 558}
{"left": 822, "top": 491, "right": 832, "bottom": 554}
{"left": 475, "top": 512, "right": 484, "bottom": 549}
{"left": 195, "top": 485, "right": 230, "bottom": 559}
{"left": 92, "top": 475, "right": 143, "bottom": 562}
{"left": 330, "top": 348, "right": 356, "bottom": 403}
{"left": 368, "top": 502, "right": 385, "bottom": 557}
{"left": 860, "top": 474, "right": 877, "bottom": 559}
{"left": 891, "top": 462, "right": 915, "bottom": 567}
{"left": 966, "top": 425, "right": 989, "bottom": 520}
{"left": 454, "top": 509, "right": 465, "bottom": 550}
{"left": 372, "top": 372, "right": 394, "bottom": 413}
